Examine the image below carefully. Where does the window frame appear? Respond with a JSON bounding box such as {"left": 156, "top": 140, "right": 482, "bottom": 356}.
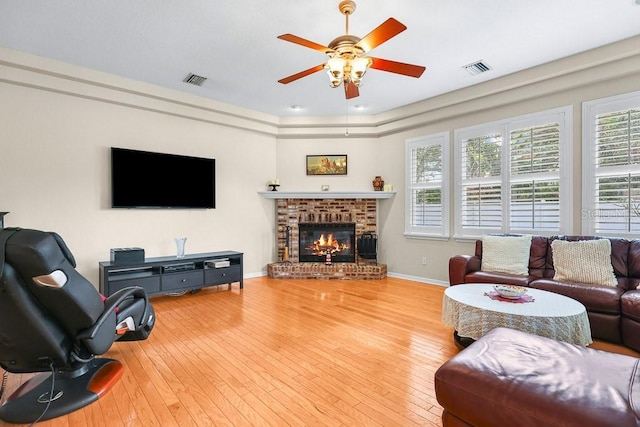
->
{"left": 404, "top": 131, "right": 450, "bottom": 240}
{"left": 453, "top": 106, "right": 573, "bottom": 240}
{"left": 582, "top": 90, "right": 640, "bottom": 236}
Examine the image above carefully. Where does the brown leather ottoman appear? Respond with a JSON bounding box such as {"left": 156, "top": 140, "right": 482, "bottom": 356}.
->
{"left": 434, "top": 327, "right": 640, "bottom": 427}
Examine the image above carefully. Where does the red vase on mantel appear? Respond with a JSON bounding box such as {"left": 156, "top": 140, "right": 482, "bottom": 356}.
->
{"left": 372, "top": 176, "right": 384, "bottom": 191}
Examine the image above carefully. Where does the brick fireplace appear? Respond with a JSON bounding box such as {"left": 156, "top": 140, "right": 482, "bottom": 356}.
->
{"left": 266, "top": 197, "right": 387, "bottom": 279}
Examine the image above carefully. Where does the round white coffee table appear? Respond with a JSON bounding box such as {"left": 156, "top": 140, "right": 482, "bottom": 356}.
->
{"left": 442, "top": 284, "right": 592, "bottom": 347}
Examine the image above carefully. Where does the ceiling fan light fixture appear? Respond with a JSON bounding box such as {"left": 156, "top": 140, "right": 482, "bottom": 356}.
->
{"left": 327, "top": 57, "right": 346, "bottom": 78}
{"left": 327, "top": 70, "right": 341, "bottom": 88}
{"left": 350, "top": 57, "right": 370, "bottom": 84}
{"left": 327, "top": 57, "right": 346, "bottom": 87}
{"left": 277, "top": 1, "right": 425, "bottom": 99}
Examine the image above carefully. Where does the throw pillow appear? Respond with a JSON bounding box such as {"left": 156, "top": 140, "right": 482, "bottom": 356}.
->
{"left": 481, "top": 235, "right": 532, "bottom": 275}
{"left": 551, "top": 239, "right": 618, "bottom": 287}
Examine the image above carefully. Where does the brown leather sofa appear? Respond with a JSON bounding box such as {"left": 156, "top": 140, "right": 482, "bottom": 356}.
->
{"left": 434, "top": 327, "right": 640, "bottom": 427}
{"left": 449, "top": 235, "right": 640, "bottom": 352}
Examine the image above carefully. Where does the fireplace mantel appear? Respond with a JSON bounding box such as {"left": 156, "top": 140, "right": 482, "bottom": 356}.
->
{"left": 258, "top": 191, "right": 396, "bottom": 199}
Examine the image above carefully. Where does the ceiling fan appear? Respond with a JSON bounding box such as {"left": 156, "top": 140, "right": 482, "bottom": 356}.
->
{"left": 277, "top": 0, "right": 426, "bottom": 99}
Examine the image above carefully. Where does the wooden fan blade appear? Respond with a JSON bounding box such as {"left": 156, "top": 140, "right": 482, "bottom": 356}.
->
{"left": 277, "top": 34, "right": 334, "bottom": 54}
{"left": 369, "top": 57, "right": 426, "bottom": 78}
{"left": 344, "top": 81, "right": 359, "bottom": 99}
{"left": 354, "top": 18, "right": 407, "bottom": 53}
{"left": 278, "top": 64, "right": 326, "bottom": 84}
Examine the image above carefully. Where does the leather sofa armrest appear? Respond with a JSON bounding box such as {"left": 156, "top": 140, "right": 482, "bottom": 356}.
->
{"left": 621, "top": 290, "right": 640, "bottom": 318}
{"left": 449, "top": 255, "right": 481, "bottom": 285}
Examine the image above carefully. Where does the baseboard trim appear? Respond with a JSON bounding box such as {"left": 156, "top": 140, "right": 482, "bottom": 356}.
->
{"left": 387, "top": 272, "right": 449, "bottom": 287}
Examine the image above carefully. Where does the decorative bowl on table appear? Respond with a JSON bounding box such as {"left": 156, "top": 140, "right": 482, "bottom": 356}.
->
{"left": 493, "top": 285, "right": 527, "bottom": 299}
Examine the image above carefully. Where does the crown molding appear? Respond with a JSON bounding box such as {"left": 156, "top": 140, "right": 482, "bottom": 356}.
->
{"left": 2, "top": 34, "right": 640, "bottom": 139}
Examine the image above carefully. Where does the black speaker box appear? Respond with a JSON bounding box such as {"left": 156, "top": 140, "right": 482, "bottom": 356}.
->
{"left": 110, "top": 247, "right": 145, "bottom": 264}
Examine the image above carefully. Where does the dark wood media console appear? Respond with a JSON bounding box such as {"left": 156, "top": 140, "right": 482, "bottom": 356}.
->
{"left": 99, "top": 251, "right": 243, "bottom": 297}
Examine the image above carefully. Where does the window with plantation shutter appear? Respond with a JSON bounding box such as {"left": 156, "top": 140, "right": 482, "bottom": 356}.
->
{"left": 509, "top": 123, "right": 561, "bottom": 231}
{"left": 459, "top": 132, "right": 502, "bottom": 230}
{"left": 454, "top": 106, "right": 572, "bottom": 238}
{"left": 583, "top": 90, "right": 640, "bottom": 236}
{"left": 405, "top": 132, "right": 450, "bottom": 239}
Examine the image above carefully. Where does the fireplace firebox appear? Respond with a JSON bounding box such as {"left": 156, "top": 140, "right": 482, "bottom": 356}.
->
{"left": 298, "top": 223, "right": 355, "bottom": 263}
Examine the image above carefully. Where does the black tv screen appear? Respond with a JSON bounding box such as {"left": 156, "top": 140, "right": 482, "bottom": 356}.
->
{"left": 111, "top": 147, "right": 215, "bottom": 209}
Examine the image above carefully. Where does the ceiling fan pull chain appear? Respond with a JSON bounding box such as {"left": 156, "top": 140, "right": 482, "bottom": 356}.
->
{"left": 345, "top": 100, "right": 350, "bottom": 136}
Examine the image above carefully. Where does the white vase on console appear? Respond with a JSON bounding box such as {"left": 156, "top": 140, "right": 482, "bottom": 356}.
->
{"left": 175, "top": 237, "right": 187, "bottom": 258}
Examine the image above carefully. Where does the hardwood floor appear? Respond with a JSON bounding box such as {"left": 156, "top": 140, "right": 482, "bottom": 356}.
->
{"left": 1, "top": 277, "right": 637, "bottom": 426}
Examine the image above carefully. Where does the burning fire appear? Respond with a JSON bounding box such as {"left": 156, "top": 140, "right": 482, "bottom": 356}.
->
{"left": 308, "top": 233, "right": 350, "bottom": 256}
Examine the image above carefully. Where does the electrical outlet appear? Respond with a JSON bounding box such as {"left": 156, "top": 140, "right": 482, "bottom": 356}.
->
{"left": 421, "top": 256, "right": 427, "bottom": 265}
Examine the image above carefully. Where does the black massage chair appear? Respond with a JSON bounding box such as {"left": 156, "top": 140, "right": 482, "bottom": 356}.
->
{"left": 0, "top": 228, "right": 155, "bottom": 423}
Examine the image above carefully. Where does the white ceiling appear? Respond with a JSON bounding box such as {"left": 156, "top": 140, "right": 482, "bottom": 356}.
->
{"left": 1, "top": 1, "right": 639, "bottom": 117}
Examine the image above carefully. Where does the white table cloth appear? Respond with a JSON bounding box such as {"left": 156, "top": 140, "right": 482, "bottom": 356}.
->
{"left": 442, "top": 284, "right": 592, "bottom": 346}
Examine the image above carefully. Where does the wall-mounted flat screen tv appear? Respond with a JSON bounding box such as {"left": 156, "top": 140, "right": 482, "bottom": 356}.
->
{"left": 111, "top": 147, "right": 215, "bottom": 209}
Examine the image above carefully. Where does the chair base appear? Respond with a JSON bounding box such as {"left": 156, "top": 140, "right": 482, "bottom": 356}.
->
{"left": 0, "top": 358, "right": 123, "bottom": 424}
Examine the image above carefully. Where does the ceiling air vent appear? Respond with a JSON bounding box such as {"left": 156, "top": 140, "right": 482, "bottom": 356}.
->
{"left": 463, "top": 60, "right": 491, "bottom": 76}
{"left": 183, "top": 73, "right": 207, "bottom": 86}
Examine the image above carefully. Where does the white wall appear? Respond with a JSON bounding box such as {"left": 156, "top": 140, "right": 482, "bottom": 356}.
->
{"left": 276, "top": 35, "right": 640, "bottom": 284}
{"left": 275, "top": 135, "right": 382, "bottom": 192}
{"left": 0, "top": 52, "right": 278, "bottom": 284}
{"left": 2, "top": 35, "right": 640, "bottom": 288}
{"left": 372, "top": 44, "right": 640, "bottom": 284}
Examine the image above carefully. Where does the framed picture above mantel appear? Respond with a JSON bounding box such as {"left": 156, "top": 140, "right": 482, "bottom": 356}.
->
{"left": 306, "top": 155, "right": 347, "bottom": 176}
